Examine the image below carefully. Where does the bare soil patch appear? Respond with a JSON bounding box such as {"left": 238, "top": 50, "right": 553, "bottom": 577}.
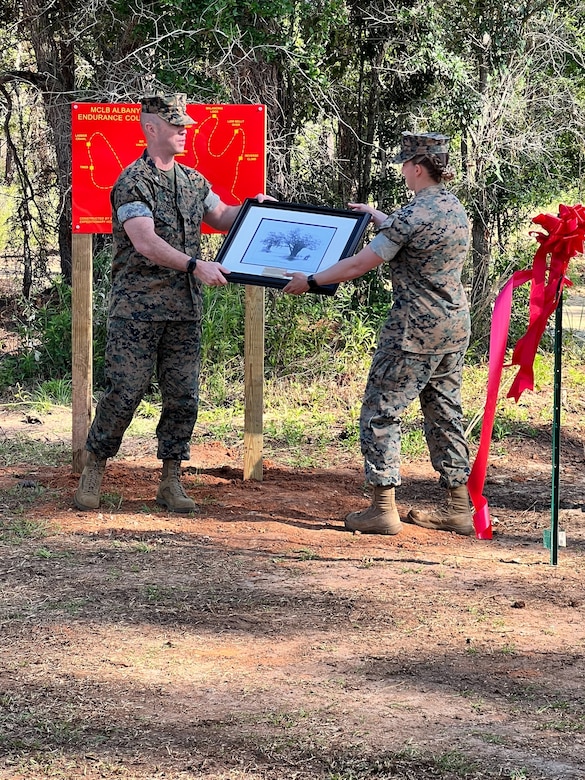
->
{"left": 1, "top": 405, "right": 585, "bottom": 779}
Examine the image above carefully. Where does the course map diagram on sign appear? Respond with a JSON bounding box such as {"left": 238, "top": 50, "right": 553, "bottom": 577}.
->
{"left": 71, "top": 103, "right": 266, "bottom": 234}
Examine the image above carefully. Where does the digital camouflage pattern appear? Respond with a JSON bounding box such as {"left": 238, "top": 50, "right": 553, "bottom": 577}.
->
{"left": 140, "top": 93, "right": 193, "bottom": 126}
{"left": 391, "top": 132, "right": 450, "bottom": 163}
{"left": 109, "top": 150, "right": 219, "bottom": 321}
{"left": 360, "top": 182, "right": 471, "bottom": 488}
{"left": 368, "top": 183, "right": 470, "bottom": 354}
{"left": 85, "top": 148, "right": 219, "bottom": 463}
{"left": 87, "top": 319, "right": 202, "bottom": 461}
{"left": 359, "top": 348, "right": 470, "bottom": 489}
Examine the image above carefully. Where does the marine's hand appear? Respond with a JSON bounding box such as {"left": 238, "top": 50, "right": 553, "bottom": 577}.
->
{"left": 194, "top": 260, "right": 231, "bottom": 286}
{"left": 254, "top": 193, "right": 278, "bottom": 203}
{"left": 348, "top": 202, "right": 388, "bottom": 227}
{"left": 348, "top": 202, "right": 372, "bottom": 215}
{"left": 282, "top": 272, "right": 309, "bottom": 295}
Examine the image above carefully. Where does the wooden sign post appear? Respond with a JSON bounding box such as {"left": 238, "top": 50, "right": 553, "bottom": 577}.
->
{"left": 71, "top": 233, "right": 93, "bottom": 473}
{"left": 243, "top": 285, "right": 265, "bottom": 480}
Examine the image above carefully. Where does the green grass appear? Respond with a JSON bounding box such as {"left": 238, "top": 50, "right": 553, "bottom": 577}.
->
{"left": 0, "top": 514, "right": 49, "bottom": 542}
{"left": 100, "top": 491, "right": 123, "bottom": 510}
{"left": 0, "top": 433, "right": 69, "bottom": 467}
{"left": 34, "top": 546, "right": 59, "bottom": 559}
{"left": 323, "top": 747, "right": 498, "bottom": 779}
{"left": 2, "top": 344, "right": 585, "bottom": 474}
{"left": 0, "top": 482, "right": 53, "bottom": 541}
{"left": 295, "top": 547, "right": 320, "bottom": 561}
{"left": 34, "top": 379, "right": 72, "bottom": 407}
{"left": 537, "top": 715, "right": 585, "bottom": 733}
{"left": 135, "top": 398, "right": 159, "bottom": 418}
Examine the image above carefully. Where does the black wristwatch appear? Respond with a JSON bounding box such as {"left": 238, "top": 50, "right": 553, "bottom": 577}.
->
{"left": 306, "top": 274, "right": 320, "bottom": 291}
{"left": 186, "top": 257, "right": 198, "bottom": 274}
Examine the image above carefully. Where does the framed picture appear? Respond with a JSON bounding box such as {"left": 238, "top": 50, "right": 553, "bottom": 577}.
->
{"left": 214, "top": 199, "right": 371, "bottom": 295}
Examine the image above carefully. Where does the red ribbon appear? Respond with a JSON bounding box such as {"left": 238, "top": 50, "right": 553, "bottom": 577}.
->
{"left": 468, "top": 204, "right": 585, "bottom": 539}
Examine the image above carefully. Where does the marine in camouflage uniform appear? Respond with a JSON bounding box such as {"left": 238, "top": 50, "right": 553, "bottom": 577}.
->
{"left": 88, "top": 144, "right": 219, "bottom": 463}
{"left": 363, "top": 177, "right": 470, "bottom": 490}
{"left": 283, "top": 132, "right": 474, "bottom": 536}
{"left": 75, "top": 94, "right": 243, "bottom": 514}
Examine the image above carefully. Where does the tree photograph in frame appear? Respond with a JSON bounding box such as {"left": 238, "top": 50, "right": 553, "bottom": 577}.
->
{"left": 215, "top": 199, "right": 371, "bottom": 295}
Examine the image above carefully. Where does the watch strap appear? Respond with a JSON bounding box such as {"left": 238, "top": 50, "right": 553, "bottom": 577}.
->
{"left": 186, "top": 257, "right": 198, "bottom": 274}
{"left": 306, "top": 274, "right": 319, "bottom": 291}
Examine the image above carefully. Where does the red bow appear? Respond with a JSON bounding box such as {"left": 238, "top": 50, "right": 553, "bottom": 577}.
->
{"left": 468, "top": 204, "right": 585, "bottom": 539}
{"left": 508, "top": 204, "right": 585, "bottom": 400}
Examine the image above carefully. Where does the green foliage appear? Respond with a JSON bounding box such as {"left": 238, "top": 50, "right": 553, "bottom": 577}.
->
{"left": 401, "top": 428, "right": 428, "bottom": 460}
{"left": 2, "top": 270, "right": 358, "bottom": 393}
{"left": 3, "top": 0, "right": 585, "bottom": 394}
{"left": 199, "top": 280, "right": 386, "bottom": 384}
{"left": 0, "top": 247, "right": 111, "bottom": 393}
{"left": 33, "top": 379, "right": 72, "bottom": 407}
{"left": 3, "top": 248, "right": 582, "bottom": 400}
{"left": 0, "top": 279, "right": 71, "bottom": 388}
{"left": 5, "top": 0, "right": 585, "bottom": 313}
{"left": 201, "top": 284, "right": 245, "bottom": 371}
{"left": 135, "top": 399, "right": 159, "bottom": 419}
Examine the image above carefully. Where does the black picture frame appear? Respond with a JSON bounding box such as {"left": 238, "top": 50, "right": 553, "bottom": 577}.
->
{"left": 214, "top": 199, "right": 371, "bottom": 295}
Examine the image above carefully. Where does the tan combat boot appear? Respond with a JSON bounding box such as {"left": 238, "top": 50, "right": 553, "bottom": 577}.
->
{"left": 405, "top": 484, "right": 474, "bottom": 536}
{"left": 156, "top": 460, "right": 197, "bottom": 513}
{"left": 345, "top": 485, "right": 402, "bottom": 535}
{"left": 74, "top": 452, "right": 107, "bottom": 510}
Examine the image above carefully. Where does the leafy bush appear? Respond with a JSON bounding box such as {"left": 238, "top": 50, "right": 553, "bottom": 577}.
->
{"left": 2, "top": 236, "right": 581, "bottom": 397}
{"left": 200, "top": 276, "right": 387, "bottom": 383}
{"left": 0, "top": 279, "right": 72, "bottom": 388}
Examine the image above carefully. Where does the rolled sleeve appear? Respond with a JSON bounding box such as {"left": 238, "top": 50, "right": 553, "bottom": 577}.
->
{"left": 369, "top": 232, "right": 402, "bottom": 262}
{"left": 117, "top": 201, "right": 153, "bottom": 224}
{"left": 204, "top": 188, "right": 220, "bottom": 213}
{"left": 369, "top": 212, "right": 412, "bottom": 261}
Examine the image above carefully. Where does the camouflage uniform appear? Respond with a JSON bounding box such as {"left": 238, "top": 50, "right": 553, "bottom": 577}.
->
{"left": 86, "top": 94, "right": 220, "bottom": 462}
{"left": 361, "top": 181, "right": 471, "bottom": 489}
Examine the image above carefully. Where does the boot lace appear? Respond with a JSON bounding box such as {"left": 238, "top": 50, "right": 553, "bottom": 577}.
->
{"left": 85, "top": 459, "right": 105, "bottom": 491}
{"left": 167, "top": 462, "right": 188, "bottom": 497}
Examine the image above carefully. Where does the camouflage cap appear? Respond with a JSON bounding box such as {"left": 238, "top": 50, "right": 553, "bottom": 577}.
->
{"left": 140, "top": 93, "right": 193, "bottom": 126}
{"left": 391, "top": 132, "right": 450, "bottom": 163}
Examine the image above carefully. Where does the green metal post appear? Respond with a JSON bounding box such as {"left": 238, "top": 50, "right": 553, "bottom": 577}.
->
{"left": 549, "top": 292, "right": 563, "bottom": 566}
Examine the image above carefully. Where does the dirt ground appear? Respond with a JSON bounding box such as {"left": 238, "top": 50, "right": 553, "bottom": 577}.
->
{"left": 1, "top": 406, "right": 585, "bottom": 780}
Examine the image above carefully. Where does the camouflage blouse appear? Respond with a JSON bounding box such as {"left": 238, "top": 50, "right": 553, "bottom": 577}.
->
{"left": 109, "top": 150, "right": 220, "bottom": 321}
{"left": 368, "top": 183, "right": 471, "bottom": 354}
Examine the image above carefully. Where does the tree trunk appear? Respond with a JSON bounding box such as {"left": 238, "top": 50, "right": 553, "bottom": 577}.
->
{"left": 470, "top": 207, "right": 492, "bottom": 348}
{"left": 22, "top": 0, "right": 76, "bottom": 283}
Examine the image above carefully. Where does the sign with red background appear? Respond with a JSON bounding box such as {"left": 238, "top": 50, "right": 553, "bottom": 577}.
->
{"left": 71, "top": 102, "right": 266, "bottom": 234}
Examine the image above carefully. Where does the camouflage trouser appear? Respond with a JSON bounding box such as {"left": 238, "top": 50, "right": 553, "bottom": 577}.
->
{"left": 360, "top": 347, "right": 470, "bottom": 489}
{"left": 87, "top": 317, "right": 201, "bottom": 461}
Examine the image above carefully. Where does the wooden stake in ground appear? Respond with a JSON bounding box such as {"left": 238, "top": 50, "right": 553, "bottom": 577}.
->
{"left": 71, "top": 233, "right": 93, "bottom": 474}
{"left": 243, "top": 284, "right": 264, "bottom": 481}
